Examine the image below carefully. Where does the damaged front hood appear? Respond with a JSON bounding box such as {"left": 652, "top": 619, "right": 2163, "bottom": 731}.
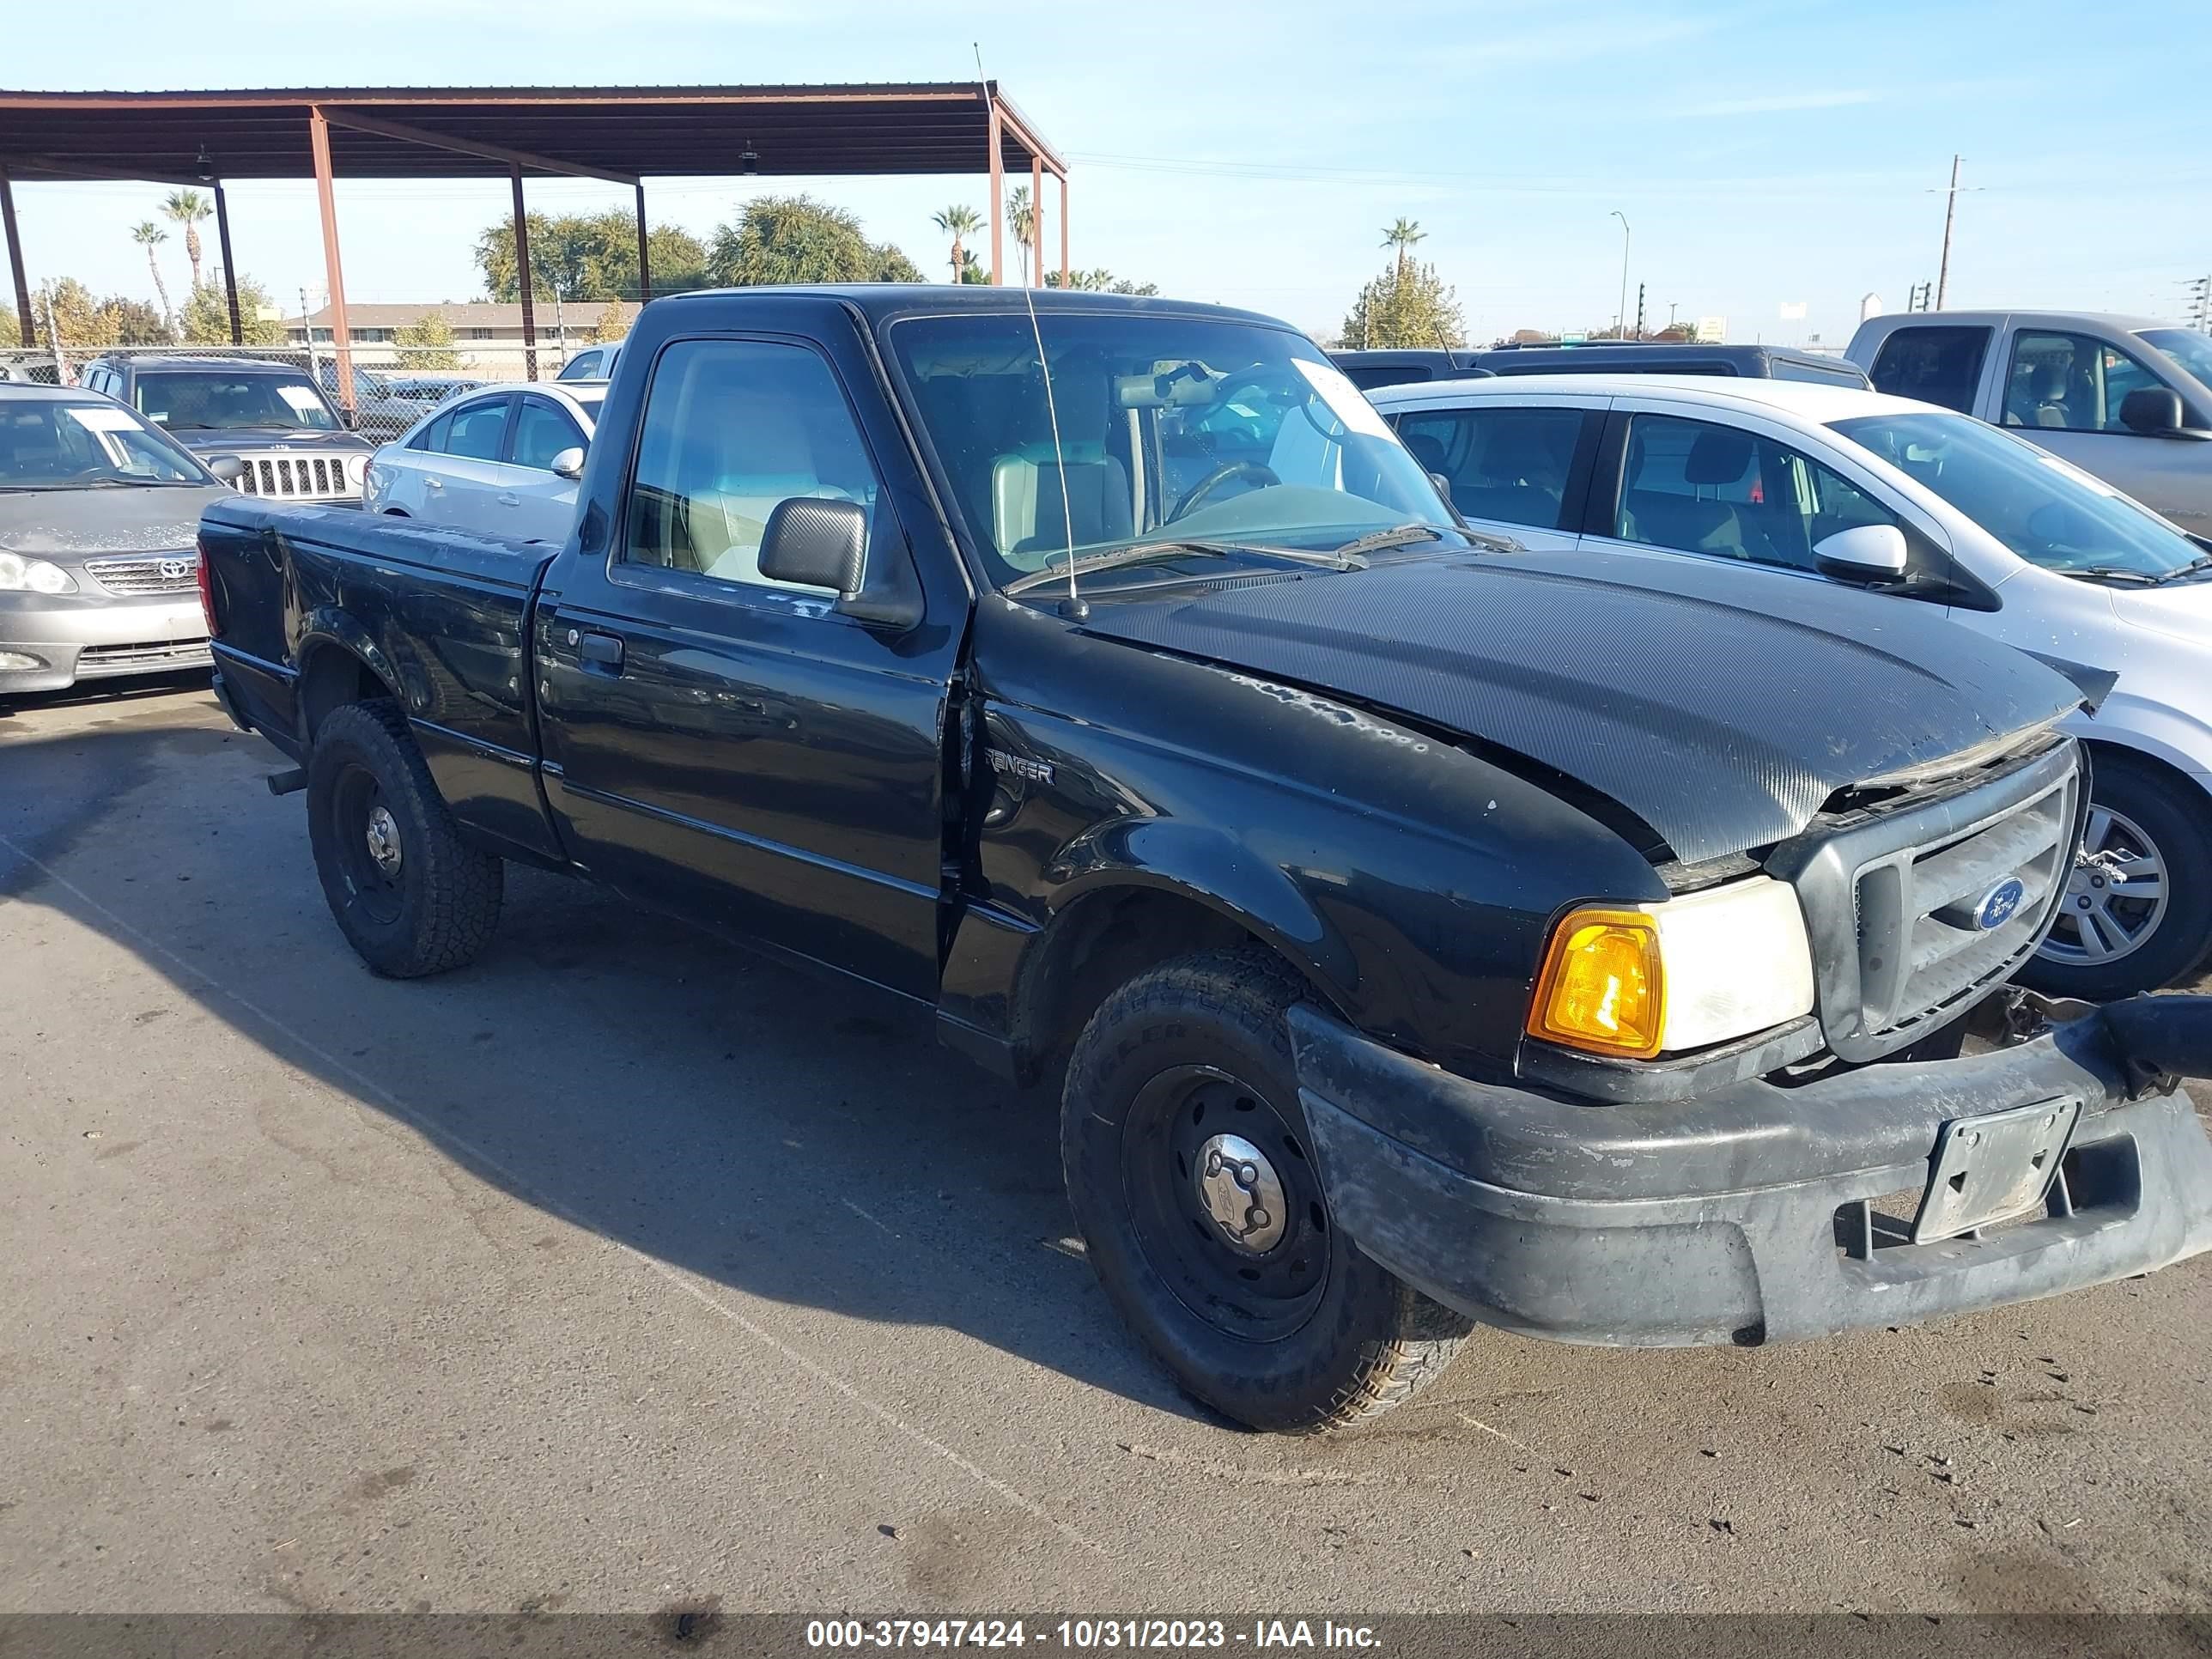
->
{"left": 1077, "top": 548, "right": 2082, "bottom": 862}
{"left": 0, "top": 484, "right": 229, "bottom": 558}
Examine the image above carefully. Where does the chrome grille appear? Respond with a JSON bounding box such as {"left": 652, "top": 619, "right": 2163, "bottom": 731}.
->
{"left": 84, "top": 553, "right": 199, "bottom": 596}
{"left": 1771, "top": 738, "right": 2081, "bottom": 1063}
{"left": 232, "top": 452, "right": 350, "bottom": 500}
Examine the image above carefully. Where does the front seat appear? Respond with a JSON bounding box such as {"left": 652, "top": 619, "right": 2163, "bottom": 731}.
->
{"left": 1623, "top": 428, "right": 1753, "bottom": 556}
{"left": 990, "top": 362, "right": 1133, "bottom": 562}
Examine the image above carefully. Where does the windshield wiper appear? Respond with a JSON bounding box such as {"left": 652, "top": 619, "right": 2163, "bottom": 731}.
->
{"left": 1003, "top": 538, "right": 1366, "bottom": 597}
{"left": 2066, "top": 566, "right": 2164, "bottom": 586}
{"left": 1331, "top": 522, "right": 1444, "bottom": 556}
{"left": 2155, "top": 552, "right": 2212, "bottom": 582}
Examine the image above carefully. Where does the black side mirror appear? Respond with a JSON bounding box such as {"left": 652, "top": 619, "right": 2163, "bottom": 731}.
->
{"left": 2119, "top": 386, "right": 2186, "bottom": 436}
{"left": 205, "top": 454, "right": 246, "bottom": 485}
{"left": 757, "top": 497, "right": 926, "bottom": 629}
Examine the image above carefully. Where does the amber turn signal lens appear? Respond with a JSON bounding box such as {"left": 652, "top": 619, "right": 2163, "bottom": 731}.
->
{"left": 1527, "top": 907, "right": 1666, "bottom": 1059}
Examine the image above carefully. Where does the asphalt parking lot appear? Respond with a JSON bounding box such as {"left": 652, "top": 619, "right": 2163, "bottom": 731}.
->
{"left": 3, "top": 678, "right": 2209, "bottom": 1618}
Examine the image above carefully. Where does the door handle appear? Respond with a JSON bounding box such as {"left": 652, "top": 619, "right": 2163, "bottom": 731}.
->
{"left": 497, "top": 492, "right": 520, "bottom": 507}
{"left": 578, "top": 631, "right": 625, "bottom": 672}
{"left": 424, "top": 476, "right": 443, "bottom": 490}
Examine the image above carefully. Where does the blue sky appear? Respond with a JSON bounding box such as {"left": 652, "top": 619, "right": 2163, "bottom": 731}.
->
{"left": 8, "top": 0, "right": 2209, "bottom": 346}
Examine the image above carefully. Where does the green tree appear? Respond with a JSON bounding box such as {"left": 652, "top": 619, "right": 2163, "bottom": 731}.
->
{"left": 590, "top": 300, "right": 630, "bottom": 343}
{"left": 931, "top": 204, "right": 982, "bottom": 284}
{"left": 708, "top": 195, "right": 921, "bottom": 286}
{"left": 1042, "top": 268, "right": 1158, "bottom": 295}
{"left": 163, "top": 190, "right": 213, "bottom": 289}
{"left": 475, "top": 211, "right": 709, "bottom": 301}
{"left": 1006, "top": 185, "right": 1035, "bottom": 283}
{"left": 1382, "top": 216, "right": 1426, "bottom": 283}
{"left": 956, "top": 248, "right": 989, "bottom": 284}
{"left": 1340, "top": 258, "right": 1466, "bottom": 351}
{"left": 33, "top": 280, "right": 173, "bottom": 348}
{"left": 178, "top": 277, "right": 284, "bottom": 345}
{"left": 130, "top": 221, "right": 173, "bottom": 337}
{"left": 392, "top": 310, "right": 459, "bottom": 369}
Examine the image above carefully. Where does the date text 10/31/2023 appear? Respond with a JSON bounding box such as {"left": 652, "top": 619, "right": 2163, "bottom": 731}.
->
{"left": 804, "top": 1619, "right": 1382, "bottom": 1650}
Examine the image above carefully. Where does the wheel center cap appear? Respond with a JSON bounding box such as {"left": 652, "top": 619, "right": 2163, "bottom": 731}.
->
{"left": 364, "top": 805, "right": 403, "bottom": 877}
{"left": 1194, "top": 1133, "right": 1287, "bottom": 1255}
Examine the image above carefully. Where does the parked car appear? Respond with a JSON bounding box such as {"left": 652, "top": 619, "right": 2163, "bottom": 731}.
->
{"left": 304, "top": 359, "right": 425, "bottom": 441}
{"left": 1847, "top": 311, "right": 2212, "bottom": 536}
{"left": 199, "top": 287, "right": 2212, "bottom": 1435}
{"left": 0, "top": 384, "right": 237, "bottom": 694}
{"left": 364, "top": 381, "right": 606, "bottom": 541}
{"left": 557, "top": 343, "right": 619, "bottom": 380}
{"left": 1370, "top": 371, "right": 2212, "bottom": 998}
{"left": 386, "top": 374, "right": 486, "bottom": 407}
{"left": 76, "top": 355, "right": 374, "bottom": 505}
{"left": 1332, "top": 343, "right": 1870, "bottom": 392}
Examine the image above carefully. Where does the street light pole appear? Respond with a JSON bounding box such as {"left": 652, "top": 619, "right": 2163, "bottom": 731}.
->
{"left": 1610, "top": 210, "right": 1631, "bottom": 340}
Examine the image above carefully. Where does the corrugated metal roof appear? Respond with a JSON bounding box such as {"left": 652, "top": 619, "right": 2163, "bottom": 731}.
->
{"left": 0, "top": 82, "right": 1062, "bottom": 184}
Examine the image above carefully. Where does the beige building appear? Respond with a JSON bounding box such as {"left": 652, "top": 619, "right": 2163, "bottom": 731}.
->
{"left": 282, "top": 301, "right": 643, "bottom": 376}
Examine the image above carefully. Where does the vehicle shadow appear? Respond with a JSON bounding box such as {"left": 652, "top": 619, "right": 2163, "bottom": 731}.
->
{"left": 0, "top": 709, "right": 1209, "bottom": 1427}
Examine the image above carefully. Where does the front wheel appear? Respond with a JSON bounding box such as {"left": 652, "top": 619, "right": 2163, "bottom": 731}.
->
{"left": 306, "top": 699, "right": 503, "bottom": 977}
{"left": 1061, "top": 949, "right": 1474, "bottom": 1433}
{"left": 2020, "top": 755, "right": 2212, "bottom": 1000}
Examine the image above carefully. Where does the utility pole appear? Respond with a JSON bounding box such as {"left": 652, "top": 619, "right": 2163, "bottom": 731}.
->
{"left": 2187, "top": 275, "right": 2211, "bottom": 331}
{"left": 1610, "top": 210, "right": 1630, "bottom": 340}
{"left": 1668, "top": 301, "right": 1680, "bottom": 331}
{"left": 1634, "top": 283, "right": 1645, "bottom": 341}
{"left": 1930, "top": 155, "right": 1980, "bottom": 310}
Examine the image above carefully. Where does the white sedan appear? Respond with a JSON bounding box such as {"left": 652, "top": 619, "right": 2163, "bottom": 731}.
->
{"left": 1370, "top": 372, "right": 2212, "bottom": 1000}
{"left": 364, "top": 381, "right": 606, "bottom": 544}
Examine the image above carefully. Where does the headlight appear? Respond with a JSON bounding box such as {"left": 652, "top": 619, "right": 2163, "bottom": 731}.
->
{"left": 1528, "top": 877, "right": 1814, "bottom": 1060}
{"left": 0, "top": 553, "right": 78, "bottom": 594}
{"left": 345, "top": 453, "right": 370, "bottom": 488}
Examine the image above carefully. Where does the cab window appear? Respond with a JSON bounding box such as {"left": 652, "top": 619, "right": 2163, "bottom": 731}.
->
{"left": 2004, "top": 330, "right": 2167, "bottom": 434}
{"left": 1868, "top": 325, "right": 1990, "bottom": 413}
{"left": 622, "top": 338, "right": 883, "bottom": 592}
{"left": 1393, "top": 406, "right": 1589, "bottom": 530}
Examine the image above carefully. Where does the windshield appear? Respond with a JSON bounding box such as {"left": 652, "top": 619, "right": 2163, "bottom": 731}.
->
{"left": 0, "top": 399, "right": 211, "bottom": 489}
{"left": 1832, "top": 409, "right": 2205, "bottom": 579}
{"left": 888, "top": 311, "right": 1456, "bottom": 590}
{"left": 2140, "top": 328, "right": 2212, "bottom": 396}
{"left": 134, "top": 370, "right": 340, "bottom": 432}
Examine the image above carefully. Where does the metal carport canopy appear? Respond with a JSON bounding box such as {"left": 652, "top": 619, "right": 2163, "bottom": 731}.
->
{"left": 0, "top": 82, "right": 1069, "bottom": 373}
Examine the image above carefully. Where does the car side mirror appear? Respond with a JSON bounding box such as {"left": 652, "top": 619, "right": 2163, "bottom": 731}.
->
{"left": 2118, "top": 386, "right": 2205, "bottom": 439}
{"left": 550, "top": 446, "right": 586, "bottom": 481}
{"left": 205, "top": 454, "right": 246, "bottom": 485}
{"left": 1813, "top": 523, "right": 1910, "bottom": 583}
{"left": 757, "top": 496, "right": 924, "bottom": 630}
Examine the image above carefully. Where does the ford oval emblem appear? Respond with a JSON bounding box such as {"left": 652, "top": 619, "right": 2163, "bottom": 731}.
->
{"left": 1974, "top": 877, "right": 2027, "bottom": 932}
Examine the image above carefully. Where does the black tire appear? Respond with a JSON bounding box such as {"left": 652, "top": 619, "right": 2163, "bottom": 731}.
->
{"left": 2018, "top": 754, "right": 2212, "bottom": 1002}
{"left": 1062, "top": 948, "right": 1474, "bottom": 1434}
{"left": 306, "top": 698, "right": 503, "bottom": 977}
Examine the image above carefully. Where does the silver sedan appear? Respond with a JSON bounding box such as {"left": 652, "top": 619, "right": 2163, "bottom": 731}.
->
{"left": 0, "top": 386, "right": 236, "bottom": 695}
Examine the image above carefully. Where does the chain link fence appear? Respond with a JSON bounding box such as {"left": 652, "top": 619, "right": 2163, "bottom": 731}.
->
{"left": 2, "top": 334, "right": 617, "bottom": 444}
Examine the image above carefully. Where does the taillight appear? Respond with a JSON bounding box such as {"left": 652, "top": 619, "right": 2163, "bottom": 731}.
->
{"left": 195, "top": 540, "right": 218, "bottom": 638}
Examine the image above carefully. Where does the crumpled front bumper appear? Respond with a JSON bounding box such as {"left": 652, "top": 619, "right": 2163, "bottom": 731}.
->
{"left": 1290, "top": 999, "right": 2212, "bottom": 1347}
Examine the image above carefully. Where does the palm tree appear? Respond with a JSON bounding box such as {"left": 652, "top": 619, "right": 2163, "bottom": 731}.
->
{"left": 131, "top": 221, "right": 173, "bottom": 336}
{"left": 1007, "top": 185, "right": 1035, "bottom": 284}
{"left": 163, "top": 190, "right": 213, "bottom": 290}
{"left": 1382, "top": 217, "right": 1426, "bottom": 285}
{"left": 931, "top": 204, "right": 982, "bottom": 285}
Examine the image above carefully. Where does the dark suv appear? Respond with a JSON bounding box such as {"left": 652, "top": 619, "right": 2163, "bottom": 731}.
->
{"left": 77, "top": 356, "right": 374, "bottom": 505}
{"left": 1332, "top": 343, "right": 1870, "bottom": 392}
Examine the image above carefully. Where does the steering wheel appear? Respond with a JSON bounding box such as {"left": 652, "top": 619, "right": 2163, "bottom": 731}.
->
{"left": 1170, "top": 461, "right": 1280, "bottom": 521}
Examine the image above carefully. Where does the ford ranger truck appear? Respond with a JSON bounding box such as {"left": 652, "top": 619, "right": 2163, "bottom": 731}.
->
{"left": 197, "top": 287, "right": 2212, "bottom": 1434}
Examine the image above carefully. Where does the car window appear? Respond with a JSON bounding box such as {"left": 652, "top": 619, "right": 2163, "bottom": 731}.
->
{"left": 2005, "top": 330, "right": 2168, "bottom": 434}
{"left": 622, "top": 337, "right": 883, "bottom": 592}
{"left": 1393, "top": 406, "right": 1587, "bottom": 530}
{"left": 1615, "top": 413, "right": 1903, "bottom": 574}
{"left": 560, "top": 351, "right": 600, "bottom": 380}
{"left": 1341, "top": 364, "right": 1425, "bottom": 390}
{"left": 411, "top": 410, "right": 454, "bottom": 453}
{"left": 132, "top": 370, "right": 341, "bottom": 432}
{"left": 0, "top": 398, "right": 210, "bottom": 487}
{"left": 444, "top": 398, "right": 512, "bottom": 463}
{"left": 511, "top": 397, "right": 584, "bottom": 471}
{"left": 1868, "top": 325, "right": 1990, "bottom": 413}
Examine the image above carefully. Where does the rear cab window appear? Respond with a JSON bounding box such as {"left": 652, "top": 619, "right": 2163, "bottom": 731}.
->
{"left": 1867, "top": 325, "right": 1990, "bottom": 413}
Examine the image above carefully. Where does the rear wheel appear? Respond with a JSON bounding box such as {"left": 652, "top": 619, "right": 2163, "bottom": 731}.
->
{"left": 2021, "top": 756, "right": 2212, "bottom": 1001}
{"left": 306, "top": 698, "right": 502, "bottom": 977}
{"left": 1061, "top": 949, "right": 1474, "bottom": 1433}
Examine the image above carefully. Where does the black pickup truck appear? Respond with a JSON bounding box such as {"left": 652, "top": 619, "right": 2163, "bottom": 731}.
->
{"left": 198, "top": 286, "right": 2212, "bottom": 1433}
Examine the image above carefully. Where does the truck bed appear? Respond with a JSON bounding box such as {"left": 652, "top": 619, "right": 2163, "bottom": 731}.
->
{"left": 199, "top": 497, "right": 566, "bottom": 864}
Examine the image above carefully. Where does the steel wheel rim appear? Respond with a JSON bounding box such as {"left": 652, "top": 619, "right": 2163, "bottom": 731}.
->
{"left": 2040, "top": 801, "right": 2169, "bottom": 966}
{"left": 331, "top": 764, "right": 405, "bottom": 927}
{"left": 1118, "top": 1063, "right": 1329, "bottom": 1343}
